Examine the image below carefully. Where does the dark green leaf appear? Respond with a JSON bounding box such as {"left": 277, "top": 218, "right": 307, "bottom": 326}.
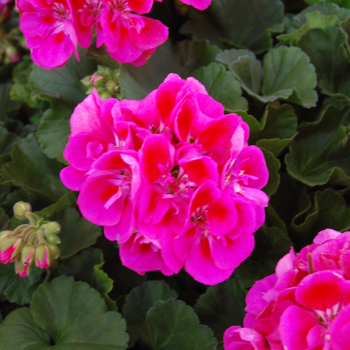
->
{"left": 0, "top": 134, "right": 67, "bottom": 206}
{"left": 235, "top": 226, "right": 292, "bottom": 287}
{"left": 278, "top": 11, "right": 340, "bottom": 45}
{"left": 30, "top": 275, "right": 128, "bottom": 349}
{"left": 182, "top": 0, "right": 284, "bottom": 53}
{"left": 304, "top": 0, "right": 350, "bottom": 9}
{"left": 0, "top": 207, "right": 9, "bottom": 231}
{"left": 57, "top": 248, "right": 116, "bottom": 310}
{"left": 142, "top": 299, "right": 217, "bottom": 350}
{"left": 261, "top": 47, "right": 318, "bottom": 107}
{"left": 123, "top": 280, "right": 178, "bottom": 344}
{"left": 194, "top": 278, "right": 247, "bottom": 339}
{"left": 0, "top": 264, "right": 43, "bottom": 305}
{"left": 120, "top": 40, "right": 221, "bottom": 100}
{"left": 0, "top": 126, "right": 18, "bottom": 156}
{"left": 193, "top": 63, "right": 248, "bottom": 112}
{"left": 298, "top": 26, "right": 350, "bottom": 100}
{"left": 36, "top": 101, "right": 73, "bottom": 163}
{"left": 291, "top": 188, "right": 350, "bottom": 245}
{"left": 229, "top": 52, "right": 262, "bottom": 96}
{"left": 28, "top": 48, "right": 97, "bottom": 106}
{"left": 49, "top": 208, "right": 101, "bottom": 259}
{"left": 0, "top": 308, "right": 51, "bottom": 350}
{"left": 262, "top": 149, "right": 281, "bottom": 196}
{"left": 285, "top": 105, "right": 350, "bottom": 186}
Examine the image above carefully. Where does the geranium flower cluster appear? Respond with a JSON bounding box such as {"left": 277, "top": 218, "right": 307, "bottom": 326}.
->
{"left": 60, "top": 73, "right": 269, "bottom": 285}
{"left": 16, "top": 0, "right": 211, "bottom": 69}
{"left": 224, "top": 228, "right": 350, "bottom": 349}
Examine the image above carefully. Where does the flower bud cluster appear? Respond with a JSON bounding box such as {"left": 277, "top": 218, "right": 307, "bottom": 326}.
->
{"left": 81, "top": 66, "right": 122, "bottom": 101}
{"left": 224, "top": 228, "right": 350, "bottom": 350}
{"left": 0, "top": 201, "right": 61, "bottom": 277}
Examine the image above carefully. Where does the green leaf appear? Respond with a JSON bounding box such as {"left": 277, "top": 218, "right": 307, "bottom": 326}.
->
{"left": 0, "top": 126, "right": 18, "bottom": 156}
{"left": 120, "top": 40, "right": 220, "bottom": 100}
{"left": 228, "top": 52, "right": 262, "bottom": 96}
{"left": 57, "top": 248, "right": 116, "bottom": 310}
{"left": 235, "top": 226, "right": 292, "bottom": 287}
{"left": 216, "top": 49, "right": 257, "bottom": 67}
{"left": 285, "top": 104, "right": 350, "bottom": 186}
{"left": 193, "top": 63, "right": 248, "bottom": 112}
{"left": 0, "top": 264, "right": 43, "bottom": 305}
{"left": 0, "top": 308, "right": 51, "bottom": 350}
{"left": 194, "top": 278, "right": 247, "bottom": 339}
{"left": 0, "top": 207, "right": 9, "bottom": 231}
{"left": 298, "top": 26, "right": 350, "bottom": 100}
{"left": 262, "top": 149, "right": 281, "bottom": 196}
{"left": 30, "top": 275, "right": 129, "bottom": 349}
{"left": 36, "top": 101, "right": 73, "bottom": 163}
{"left": 291, "top": 188, "right": 350, "bottom": 245}
{"left": 304, "top": 0, "right": 350, "bottom": 9}
{"left": 123, "top": 280, "right": 178, "bottom": 344}
{"left": 49, "top": 208, "right": 102, "bottom": 259}
{"left": 0, "top": 83, "right": 21, "bottom": 122}
{"left": 34, "top": 192, "right": 76, "bottom": 219}
{"left": 229, "top": 47, "right": 318, "bottom": 107}
{"left": 142, "top": 299, "right": 217, "bottom": 350}
{"left": 261, "top": 47, "right": 318, "bottom": 108}
{"left": 278, "top": 11, "right": 340, "bottom": 45}
{"left": 0, "top": 134, "right": 67, "bottom": 206}
{"left": 28, "top": 48, "right": 97, "bottom": 106}
{"left": 254, "top": 104, "right": 298, "bottom": 156}
{"left": 181, "top": 0, "right": 284, "bottom": 53}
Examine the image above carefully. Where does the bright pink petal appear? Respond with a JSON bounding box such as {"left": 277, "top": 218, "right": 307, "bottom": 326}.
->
{"left": 139, "top": 134, "right": 174, "bottom": 183}
{"left": 179, "top": 0, "right": 211, "bottom": 10}
{"left": 190, "top": 180, "right": 221, "bottom": 214}
{"left": 78, "top": 175, "right": 127, "bottom": 226}
{"left": 207, "top": 191, "right": 238, "bottom": 236}
{"left": 279, "top": 305, "right": 318, "bottom": 350}
{"left": 59, "top": 166, "right": 87, "bottom": 191}
{"left": 210, "top": 230, "right": 255, "bottom": 270}
{"left": 295, "top": 271, "right": 344, "bottom": 311}
{"left": 313, "top": 228, "right": 342, "bottom": 244}
{"left": 185, "top": 237, "right": 234, "bottom": 285}
{"left": 329, "top": 303, "right": 350, "bottom": 350}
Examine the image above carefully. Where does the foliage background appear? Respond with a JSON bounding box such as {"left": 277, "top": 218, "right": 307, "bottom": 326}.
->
{"left": 1, "top": 0, "right": 350, "bottom": 348}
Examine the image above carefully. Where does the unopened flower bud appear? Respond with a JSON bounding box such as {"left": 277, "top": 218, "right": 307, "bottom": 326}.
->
{"left": 35, "top": 243, "right": 52, "bottom": 269}
{"left": 13, "top": 201, "right": 31, "bottom": 220}
{"left": 15, "top": 260, "right": 31, "bottom": 278}
{"left": 46, "top": 234, "right": 61, "bottom": 244}
{"left": 47, "top": 243, "right": 60, "bottom": 260}
{"left": 5, "top": 44, "right": 20, "bottom": 63}
{"left": 21, "top": 245, "right": 35, "bottom": 265}
{"left": 0, "top": 236, "right": 23, "bottom": 264}
{"left": 42, "top": 221, "right": 61, "bottom": 235}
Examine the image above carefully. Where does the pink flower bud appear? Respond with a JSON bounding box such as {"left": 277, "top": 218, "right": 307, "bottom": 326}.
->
{"left": 5, "top": 44, "right": 20, "bottom": 63}
{"left": 35, "top": 243, "right": 52, "bottom": 269}
{"left": 0, "top": 236, "right": 23, "bottom": 264}
{"left": 21, "top": 245, "right": 35, "bottom": 265}
{"left": 15, "top": 260, "right": 31, "bottom": 278}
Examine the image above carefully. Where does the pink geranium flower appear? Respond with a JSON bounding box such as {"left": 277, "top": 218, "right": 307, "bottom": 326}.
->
{"left": 100, "top": 0, "right": 168, "bottom": 66}
{"left": 61, "top": 73, "right": 269, "bottom": 284}
{"left": 17, "top": 0, "right": 79, "bottom": 69}
{"left": 224, "top": 229, "right": 350, "bottom": 350}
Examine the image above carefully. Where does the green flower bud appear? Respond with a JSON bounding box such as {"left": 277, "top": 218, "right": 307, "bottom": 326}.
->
{"left": 47, "top": 243, "right": 60, "bottom": 260}
{"left": 35, "top": 243, "right": 52, "bottom": 269}
{"left": 46, "top": 234, "right": 61, "bottom": 244}
{"left": 13, "top": 201, "right": 32, "bottom": 220}
{"left": 43, "top": 221, "right": 61, "bottom": 235}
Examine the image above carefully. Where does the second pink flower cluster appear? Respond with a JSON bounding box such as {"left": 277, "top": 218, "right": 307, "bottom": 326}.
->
{"left": 16, "top": 0, "right": 211, "bottom": 69}
{"left": 224, "top": 228, "right": 350, "bottom": 350}
{"left": 60, "top": 73, "right": 269, "bottom": 285}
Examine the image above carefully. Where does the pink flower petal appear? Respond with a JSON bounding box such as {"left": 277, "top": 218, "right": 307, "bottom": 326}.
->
{"left": 295, "top": 271, "right": 344, "bottom": 311}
